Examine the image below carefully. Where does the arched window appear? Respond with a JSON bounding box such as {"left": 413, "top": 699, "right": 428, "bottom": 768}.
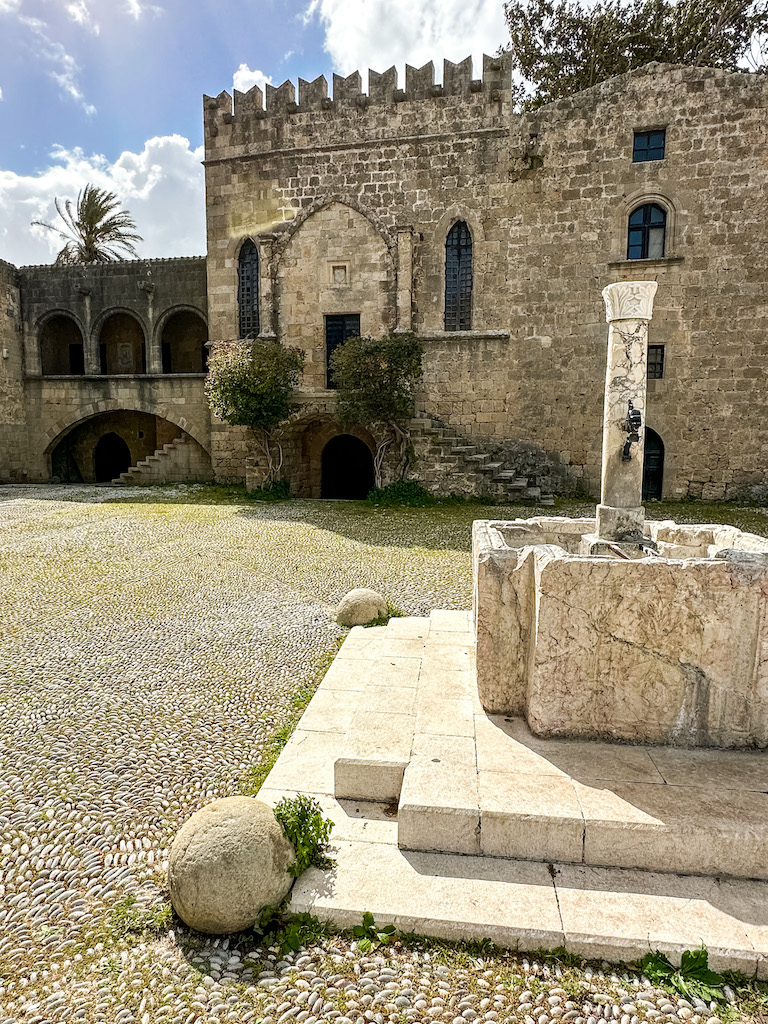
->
{"left": 445, "top": 221, "right": 472, "bottom": 331}
{"left": 627, "top": 204, "right": 666, "bottom": 260}
{"left": 238, "top": 239, "right": 260, "bottom": 338}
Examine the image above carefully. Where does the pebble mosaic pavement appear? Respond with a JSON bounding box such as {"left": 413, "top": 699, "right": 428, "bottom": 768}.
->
{"left": 1, "top": 485, "right": 766, "bottom": 1024}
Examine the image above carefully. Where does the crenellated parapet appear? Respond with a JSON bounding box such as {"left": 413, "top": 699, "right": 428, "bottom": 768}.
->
{"left": 203, "top": 55, "right": 513, "bottom": 154}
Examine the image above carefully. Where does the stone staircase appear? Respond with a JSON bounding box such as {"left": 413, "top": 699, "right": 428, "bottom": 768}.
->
{"left": 112, "top": 434, "right": 208, "bottom": 486}
{"left": 409, "top": 415, "right": 556, "bottom": 505}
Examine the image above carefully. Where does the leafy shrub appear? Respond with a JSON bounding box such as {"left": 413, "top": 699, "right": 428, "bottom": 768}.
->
{"left": 330, "top": 332, "right": 423, "bottom": 484}
{"left": 367, "top": 480, "right": 437, "bottom": 506}
{"left": 205, "top": 340, "right": 304, "bottom": 431}
{"left": 273, "top": 794, "right": 333, "bottom": 878}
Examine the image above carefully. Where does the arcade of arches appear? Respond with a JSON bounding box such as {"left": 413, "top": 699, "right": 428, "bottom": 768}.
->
{"left": 38, "top": 309, "right": 208, "bottom": 377}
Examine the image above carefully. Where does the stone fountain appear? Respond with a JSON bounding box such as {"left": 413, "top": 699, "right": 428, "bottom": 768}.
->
{"left": 474, "top": 281, "right": 768, "bottom": 749}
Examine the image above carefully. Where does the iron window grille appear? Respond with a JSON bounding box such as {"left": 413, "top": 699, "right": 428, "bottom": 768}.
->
{"left": 445, "top": 221, "right": 473, "bottom": 331}
{"left": 633, "top": 130, "right": 665, "bottom": 162}
{"left": 627, "top": 203, "right": 666, "bottom": 260}
{"left": 647, "top": 344, "right": 665, "bottom": 379}
{"left": 237, "top": 239, "right": 260, "bottom": 338}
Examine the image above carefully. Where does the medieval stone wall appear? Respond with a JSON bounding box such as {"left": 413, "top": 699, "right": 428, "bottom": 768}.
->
{"left": 0, "top": 260, "right": 26, "bottom": 482}
{"left": 6, "top": 257, "right": 211, "bottom": 483}
{"left": 204, "top": 61, "right": 768, "bottom": 499}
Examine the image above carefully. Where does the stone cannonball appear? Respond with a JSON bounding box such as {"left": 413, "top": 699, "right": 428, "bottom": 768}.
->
{"left": 168, "top": 796, "right": 295, "bottom": 934}
{"left": 336, "top": 587, "right": 388, "bottom": 627}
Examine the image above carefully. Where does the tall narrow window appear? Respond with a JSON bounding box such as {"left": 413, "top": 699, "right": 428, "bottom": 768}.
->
{"left": 627, "top": 204, "right": 666, "bottom": 260}
{"left": 445, "top": 221, "right": 472, "bottom": 331}
{"left": 238, "top": 239, "right": 260, "bottom": 338}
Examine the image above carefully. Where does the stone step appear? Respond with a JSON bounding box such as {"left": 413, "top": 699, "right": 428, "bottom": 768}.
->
{"left": 451, "top": 446, "right": 477, "bottom": 455}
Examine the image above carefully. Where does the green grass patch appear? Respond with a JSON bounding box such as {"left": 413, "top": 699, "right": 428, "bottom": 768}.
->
{"left": 239, "top": 639, "right": 344, "bottom": 796}
{"left": 363, "top": 600, "right": 405, "bottom": 628}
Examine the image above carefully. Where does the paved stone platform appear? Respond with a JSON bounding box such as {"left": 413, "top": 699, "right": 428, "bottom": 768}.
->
{"left": 260, "top": 611, "right": 768, "bottom": 973}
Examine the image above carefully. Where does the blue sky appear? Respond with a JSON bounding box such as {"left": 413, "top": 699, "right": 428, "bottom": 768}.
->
{"left": 0, "top": 0, "right": 509, "bottom": 266}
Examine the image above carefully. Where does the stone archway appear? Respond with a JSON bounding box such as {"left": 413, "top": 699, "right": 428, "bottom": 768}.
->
{"left": 321, "top": 434, "right": 375, "bottom": 499}
{"left": 160, "top": 310, "right": 208, "bottom": 373}
{"left": 40, "top": 314, "right": 85, "bottom": 375}
{"left": 94, "top": 433, "right": 132, "bottom": 482}
{"left": 98, "top": 312, "right": 146, "bottom": 374}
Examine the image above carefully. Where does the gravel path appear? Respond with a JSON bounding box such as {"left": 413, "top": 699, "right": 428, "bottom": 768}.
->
{"left": 0, "top": 486, "right": 762, "bottom": 1024}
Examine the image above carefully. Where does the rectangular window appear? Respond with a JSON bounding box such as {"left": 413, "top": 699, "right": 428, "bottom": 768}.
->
{"left": 647, "top": 345, "right": 665, "bottom": 379}
{"left": 633, "top": 129, "right": 665, "bottom": 162}
{"left": 325, "top": 313, "right": 360, "bottom": 389}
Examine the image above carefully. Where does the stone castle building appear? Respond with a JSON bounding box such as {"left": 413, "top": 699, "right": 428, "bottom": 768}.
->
{"left": 1, "top": 59, "right": 766, "bottom": 500}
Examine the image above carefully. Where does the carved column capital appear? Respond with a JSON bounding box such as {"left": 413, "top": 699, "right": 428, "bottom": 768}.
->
{"left": 602, "top": 280, "right": 657, "bottom": 323}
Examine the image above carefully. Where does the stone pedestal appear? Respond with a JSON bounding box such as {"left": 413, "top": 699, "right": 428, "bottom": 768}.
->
{"left": 598, "top": 281, "right": 657, "bottom": 541}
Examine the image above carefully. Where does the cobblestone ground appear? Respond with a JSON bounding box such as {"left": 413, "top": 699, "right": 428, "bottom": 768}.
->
{"left": 1, "top": 486, "right": 766, "bottom": 1024}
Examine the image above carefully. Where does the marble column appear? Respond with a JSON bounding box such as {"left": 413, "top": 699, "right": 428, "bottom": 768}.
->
{"left": 596, "top": 280, "right": 658, "bottom": 542}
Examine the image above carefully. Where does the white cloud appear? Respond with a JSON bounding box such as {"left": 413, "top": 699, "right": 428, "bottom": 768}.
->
{"left": 0, "top": 135, "right": 206, "bottom": 266}
{"left": 124, "top": 0, "right": 162, "bottom": 19}
{"left": 19, "top": 15, "right": 96, "bottom": 113}
{"left": 304, "top": 0, "right": 509, "bottom": 80}
{"left": 0, "top": 87, "right": 3, "bottom": 100}
{"left": 0, "top": 0, "right": 21, "bottom": 13}
{"left": 232, "top": 64, "right": 272, "bottom": 94}
{"left": 66, "top": 0, "right": 99, "bottom": 33}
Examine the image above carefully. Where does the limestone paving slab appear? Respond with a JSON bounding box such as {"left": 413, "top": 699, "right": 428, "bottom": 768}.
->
{"left": 266, "top": 609, "right": 768, "bottom": 964}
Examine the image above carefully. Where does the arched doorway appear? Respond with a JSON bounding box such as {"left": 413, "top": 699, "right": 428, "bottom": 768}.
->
{"left": 321, "top": 434, "right": 375, "bottom": 499}
{"left": 161, "top": 310, "right": 208, "bottom": 373}
{"left": 643, "top": 428, "right": 664, "bottom": 500}
{"left": 94, "top": 433, "right": 132, "bottom": 482}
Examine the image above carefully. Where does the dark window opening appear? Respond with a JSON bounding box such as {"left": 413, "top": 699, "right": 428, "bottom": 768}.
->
{"left": 642, "top": 428, "right": 664, "bottom": 500}
{"left": 321, "top": 434, "right": 375, "bottom": 499}
{"left": 633, "top": 130, "right": 665, "bottom": 162}
{"left": 162, "top": 341, "right": 172, "bottom": 374}
{"left": 628, "top": 203, "right": 666, "bottom": 260}
{"left": 238, "top": 239, "right": 260, "bottom": 338}
{"left": 647, "top": 345, "right": 665, "bottom": 379}
{"left": 445, "top": 220, "right": 473, "bottom": 331}
{"left": 68, "top": 343, "right": 85, "bottom": 375}
{"left": 94, "top": 432, "right": 132, "bottom": 483}
{"left": 99, "top": 343, "right": 107, "bottom": 374}
{"left": 325, "top": 313, "right": 361, "bottom": 389}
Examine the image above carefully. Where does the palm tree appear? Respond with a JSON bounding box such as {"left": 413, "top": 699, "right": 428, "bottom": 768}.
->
{"left": 32, "top": 184, "right": 143, "bottom": 264}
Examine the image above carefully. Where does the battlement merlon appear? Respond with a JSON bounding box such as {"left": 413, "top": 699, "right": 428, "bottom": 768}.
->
{"left": 202, "top": 54, "right": 514, "bottom": 150}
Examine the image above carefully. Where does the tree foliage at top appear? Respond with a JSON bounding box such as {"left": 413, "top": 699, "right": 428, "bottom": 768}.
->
{"left": 205, "top": 339, "right": 305, "bottom": 484}
{"left": 32, "top": 184, "right": 143, "bottom": 264}
{"left": 504, "top": 0, "right": 768, "bottom": 107}
{"left": 329, "top": 332, "right": 423, "bottom": 484}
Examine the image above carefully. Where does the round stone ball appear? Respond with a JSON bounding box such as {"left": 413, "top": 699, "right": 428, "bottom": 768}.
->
{"left": 336, "top": 587, "right": 388, "bottom": 626}
{"left": 168, "top": 797, "right": 295, "bottom": 934}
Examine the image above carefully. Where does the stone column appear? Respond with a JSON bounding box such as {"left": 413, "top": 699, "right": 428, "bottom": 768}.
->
{"left": 395, "top": 226, "right": 414, "bottom": 332}
{"left": 596, "top": 280, "right": 658, "bottom": 542}
{"left": 257, "top": 235, "right": 276, "bottom": 338}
